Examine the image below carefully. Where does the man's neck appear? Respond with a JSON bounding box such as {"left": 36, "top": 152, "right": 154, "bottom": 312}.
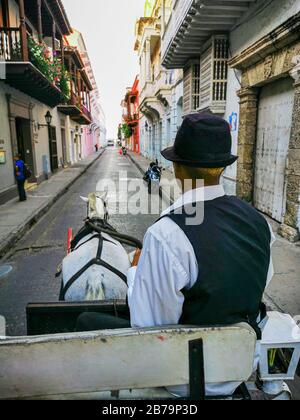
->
{"left": 182, "top": 180, "right": 221, "bottom": 193}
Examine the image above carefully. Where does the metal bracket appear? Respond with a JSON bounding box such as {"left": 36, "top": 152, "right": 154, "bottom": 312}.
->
{"left": 189, "top": 338, "right": 205, "bottom": 400}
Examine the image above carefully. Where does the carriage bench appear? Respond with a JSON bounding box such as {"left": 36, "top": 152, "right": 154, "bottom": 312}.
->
{"left": 0, "top": 322, "right": 256, "bottom": 400}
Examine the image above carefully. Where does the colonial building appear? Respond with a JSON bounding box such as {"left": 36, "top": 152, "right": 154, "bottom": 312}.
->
{"left": 162, "top": 0, "right": 300, "bottom": 242}
{"left": 121, "top": 76, "right": 140, "bottom": 154}
{"left": 0, "top": 0, "right": 104, "bottom": 205}
{"left": 135, "top": 0, "right": 183, "bottom": 168}
{"left": 66, "top": 28, "right": 105, "bottom": 158}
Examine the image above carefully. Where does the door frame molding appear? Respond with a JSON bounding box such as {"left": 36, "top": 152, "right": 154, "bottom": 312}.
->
{"left": 6, "top": 94, "right": 37, "bottom": 181}
{"left": 253, "top": 79, "right": 295, "bottom": 224}
{"left": 234, "top": 37, "right": 300, "bottom": 242}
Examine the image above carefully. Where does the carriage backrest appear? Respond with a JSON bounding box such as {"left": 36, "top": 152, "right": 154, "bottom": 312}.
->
{"left": 0, "top": 324, "right": 256, "bottom": 400}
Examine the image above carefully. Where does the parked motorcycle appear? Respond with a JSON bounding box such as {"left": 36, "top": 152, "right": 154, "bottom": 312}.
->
{"left": 144, "top": 160, "right": 162, "bottom": 194}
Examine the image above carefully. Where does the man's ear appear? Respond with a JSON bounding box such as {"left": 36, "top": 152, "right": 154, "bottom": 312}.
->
{"left": 80, "top": 196, "right": 89, "bottom": 203}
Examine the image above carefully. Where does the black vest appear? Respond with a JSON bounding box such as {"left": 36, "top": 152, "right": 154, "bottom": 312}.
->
{"left": 164, "top": 196, "right": 271, "bottom": 338}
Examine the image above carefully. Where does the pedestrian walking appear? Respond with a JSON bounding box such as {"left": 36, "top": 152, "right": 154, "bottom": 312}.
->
{"left": 14, "top": 154, "right": 27, "bottom": 202}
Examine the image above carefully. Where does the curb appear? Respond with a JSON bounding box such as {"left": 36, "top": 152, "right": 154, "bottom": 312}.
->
{"left": 127, "top": 152, "right": 175, "bottom": 205}
{"left": 0, "top": 150, "right": 105, "bottom": 260}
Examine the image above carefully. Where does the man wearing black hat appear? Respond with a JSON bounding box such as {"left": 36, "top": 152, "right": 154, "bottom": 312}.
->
{"left": 77, "top": 114, "right": 275, "bottom": 397}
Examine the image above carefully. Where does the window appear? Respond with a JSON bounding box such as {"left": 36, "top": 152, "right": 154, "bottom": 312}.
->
{"left": 212, "top": 38, "right": 228, "bottom": 102}
{"left": 192, "top": 64, "right": 200, "bottom": 110}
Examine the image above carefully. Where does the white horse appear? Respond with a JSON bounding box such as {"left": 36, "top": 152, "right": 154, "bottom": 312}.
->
{"left": 60, "top": 192, "right": 131, "bottom": 302}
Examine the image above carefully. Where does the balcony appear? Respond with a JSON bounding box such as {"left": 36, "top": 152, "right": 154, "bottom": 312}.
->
{"left": 154, "top": 70, "right": 173, "bottom": 107}
{"left": 56, "top": 46, "right": 93, "bottom": 125}
{"left": 0, "top": 27, "right": 66, "bottom": 107}
{"left": 58, "top": 90, "right": 92, "bottom": 125}
{"left": 162, "top": 0, "right": 253, "bottom": 69}
{"left": 124, "top": 112, "right": 139, "bottom": 127}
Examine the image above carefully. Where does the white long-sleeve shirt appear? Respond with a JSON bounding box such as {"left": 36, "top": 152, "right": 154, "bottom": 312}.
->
{"left": 127, "top": 185, "right": 276, "bottom": 397}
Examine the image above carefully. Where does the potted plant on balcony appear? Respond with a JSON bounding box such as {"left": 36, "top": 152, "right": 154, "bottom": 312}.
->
{"left": 122, "top": 123, "right": 133, "bottom": 139}
{"left": 28, "top": 36, "right": 55, "bottom": 83}
{"left": 59, "top": 66, "right": 71, "bottom": 102}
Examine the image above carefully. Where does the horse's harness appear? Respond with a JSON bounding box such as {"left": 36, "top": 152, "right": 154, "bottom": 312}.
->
{"left": 59, "top": 217, "right": 143, "bottom": 301}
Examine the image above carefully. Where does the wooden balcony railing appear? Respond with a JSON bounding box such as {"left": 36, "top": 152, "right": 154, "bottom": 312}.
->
{"left": 81, "top": 103, "right": 92, "bottom": 121}
{"left": 0, "top": 27, "right": 22, "bottom": 61}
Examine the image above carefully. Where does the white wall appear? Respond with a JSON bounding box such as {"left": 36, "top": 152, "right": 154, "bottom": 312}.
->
{"left": 31, "top": 104, "right": 64, "bottom": 176}
{"left": 0, "top": 82, "right": 65, "bottom": 190}
{"left": 230, "top": 0, "right": 300, "bottom": 55}
{"left": 8, "top": 0, "right": 19, "bottom": 27}
{"left": 223, "top": 68, "right": 242, "bottom": 196}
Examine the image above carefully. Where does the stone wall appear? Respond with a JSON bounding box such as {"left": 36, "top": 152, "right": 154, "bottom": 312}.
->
{"left": 233, "top": 32, "right": 300, "bottom": 241}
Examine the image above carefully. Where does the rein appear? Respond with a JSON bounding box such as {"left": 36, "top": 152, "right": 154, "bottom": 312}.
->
{"left": 86, "top": 220, "right": 143, "bottom": 250}
{"left": 59, "top": 218, "right": 143, "bottom": 301}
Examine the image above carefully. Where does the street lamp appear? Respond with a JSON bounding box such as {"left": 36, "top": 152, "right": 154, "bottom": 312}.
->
{"left": 44, "top": 111, "right": 52, "bottom": 126}
{"left": 38, "top": 111, "right": 53, "bottom": 129}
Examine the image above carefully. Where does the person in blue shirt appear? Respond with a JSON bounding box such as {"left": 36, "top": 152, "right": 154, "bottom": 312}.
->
{"left": 14, "top": 154, "right": 27, "bottom": 202}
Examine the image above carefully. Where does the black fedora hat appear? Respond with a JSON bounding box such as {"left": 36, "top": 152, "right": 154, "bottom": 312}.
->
{"left": 161, "top": 113, "right": 238, "bottom": 168}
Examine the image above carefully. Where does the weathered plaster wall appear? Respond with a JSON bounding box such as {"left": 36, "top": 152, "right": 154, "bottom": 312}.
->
{"left": 230, "top": 0, "right": 300, "bottom": 55}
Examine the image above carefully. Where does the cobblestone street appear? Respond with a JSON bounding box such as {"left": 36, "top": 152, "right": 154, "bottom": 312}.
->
{"left": 0, "top": 149, "right": 159, "bottom": 336}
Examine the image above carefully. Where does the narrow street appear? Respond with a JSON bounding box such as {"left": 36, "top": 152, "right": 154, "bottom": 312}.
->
{"left": 0, "top": 148, "right": 159, "bottom": 337}
{"left": 0, "top": 147, "right": 300, "bottom": 399}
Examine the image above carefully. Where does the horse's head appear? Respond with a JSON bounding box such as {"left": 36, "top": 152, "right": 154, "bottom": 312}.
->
{"left": 81, "top": 192, "right": 109, "bottom": 221}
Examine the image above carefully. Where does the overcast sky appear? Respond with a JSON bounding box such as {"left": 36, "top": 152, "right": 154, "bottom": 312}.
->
{"left": 63, "top": 0, "right": 145, "bottom": 139}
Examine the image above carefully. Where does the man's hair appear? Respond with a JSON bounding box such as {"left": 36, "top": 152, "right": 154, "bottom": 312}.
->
{"left": 14, "top": 154, "right": 22, "bottom": 160}
{"left": 180, "top": 165, "right": 225, "bottom": 183}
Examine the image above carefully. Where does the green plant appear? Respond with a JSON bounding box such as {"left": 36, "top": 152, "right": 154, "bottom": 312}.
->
{"left": 122, "top": 123, "right": 133, "bottom": 139}
{"left": 59, "top": 66, "right": 71, "bottom": 101}
{"left": 10, "top": 41, "right": 22, "bottom": 61}
{"left": 28, "top": 36, "right": 54, "bottom": 83}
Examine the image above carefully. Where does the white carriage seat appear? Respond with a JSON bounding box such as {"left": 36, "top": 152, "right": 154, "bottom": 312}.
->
{"left": 0, "top": 323, "right": 256, "bottom": 400}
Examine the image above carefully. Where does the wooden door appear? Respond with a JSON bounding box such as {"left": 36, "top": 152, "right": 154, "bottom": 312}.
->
{"left": 254, "top": 78, "right": 294, "bottom": 222}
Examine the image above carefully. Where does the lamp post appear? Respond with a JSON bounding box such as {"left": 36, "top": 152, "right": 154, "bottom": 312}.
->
{"left": 45, "top": 112, "right": 53, "bottom": 173}
{"left": 75, "top": 126, "right": 79, "bottom": 161}
{"left": 38, "top": 111, "right": 53, "bottom": 173}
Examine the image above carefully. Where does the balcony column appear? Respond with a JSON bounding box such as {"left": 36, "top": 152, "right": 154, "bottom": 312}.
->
{"left": 37, "top": 0, "right": 43, "bottom": 44}
{"left": 236, "top": 87, "right": 259, "bottom": 202}
{"left": 18, "top": 0, "right": 29, "bottom": 61}
{"left": 161, "top": 0, "right": 166, "bottom": 34}
{"left": 83, "top": 85, "right": 86, "bottom": 107}
{"left": 60, "top": 34, "right": 65, "bottom": 67}
{"left": 52, "top": 21, "right": 56, "bottom": 54}
{"left": 77, "top": 70, "right": 82, "bottom": 106}
{"left": 145, "top": 37, "right": 151, "bottom": 82}
{"left": 88, "top": 91, "right": 91, "bottom": 112}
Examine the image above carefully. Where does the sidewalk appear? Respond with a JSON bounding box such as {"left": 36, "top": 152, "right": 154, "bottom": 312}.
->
{"left": 0, "top": 150, "right": 104, "bottom": 259}
{"left": 128, "top": 151, "right": 300, "bottom": 317}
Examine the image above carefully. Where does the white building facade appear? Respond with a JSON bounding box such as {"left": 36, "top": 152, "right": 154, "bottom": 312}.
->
{"left": 135, "top": 1, "right": 183, "bottom": 169}
{"left": 162, "top": 0, "right": 300, "bottom": 242}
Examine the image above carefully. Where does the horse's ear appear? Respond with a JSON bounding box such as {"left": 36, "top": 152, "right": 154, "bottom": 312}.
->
{"left": 80, "top": 196, "right": 89, "bottom": 203}
{"left": 98, "top": 191, "right": 108, "bottom": 201}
